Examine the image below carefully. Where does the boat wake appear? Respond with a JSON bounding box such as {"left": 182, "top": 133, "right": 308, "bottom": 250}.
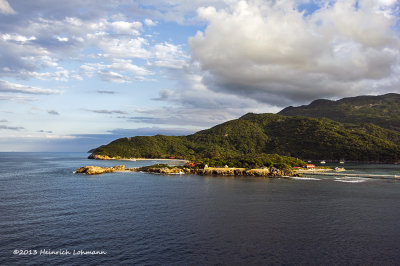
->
{"left": 289, "top": 176, "right": 321, "bottom": 181}
{"left": 334, "top": 177, "right": 368, "bottom": 183}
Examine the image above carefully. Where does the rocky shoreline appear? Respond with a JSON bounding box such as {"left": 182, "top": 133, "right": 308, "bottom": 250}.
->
{"left": 75, "top": 165, "right": 134, "bottom": 175}
{"left": 88, "top": 154, "right": 187, "bottom": 162}
{"left": 75, "top": 165, "right": 301, "bottom": 178}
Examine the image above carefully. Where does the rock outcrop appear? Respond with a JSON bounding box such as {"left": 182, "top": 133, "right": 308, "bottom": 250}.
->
{"left": 87, "top": 154, "right": 112, "bottom": 160}
{"left": 75, "top": 165, "right": 134, "bottom": 175}
{"left": 140, "top": 167, "right": 185, "bottom": 174}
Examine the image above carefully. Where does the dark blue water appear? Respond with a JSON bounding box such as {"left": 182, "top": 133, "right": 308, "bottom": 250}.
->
{"left": 1, "top": 153, "right": 400, "bottom": 265}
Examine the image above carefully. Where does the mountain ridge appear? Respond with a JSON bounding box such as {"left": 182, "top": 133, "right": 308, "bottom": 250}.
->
{"left": 90, "top": 94, "right": 400, "bottom": 163}
{"left": 279, "top": 93, "right": 400, "bottom": 131}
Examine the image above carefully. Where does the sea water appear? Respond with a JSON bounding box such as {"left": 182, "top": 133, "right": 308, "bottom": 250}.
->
{"left": 1, "top": 153, "right": 400, "bottom": 265}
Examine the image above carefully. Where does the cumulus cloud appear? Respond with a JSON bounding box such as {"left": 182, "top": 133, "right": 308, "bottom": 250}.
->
{"left": 92, "top": 35, "right": 151, "bottom": 59}
{"left": 22, "top": 69, "right": 69, "bottom": 82}
{"left": 98, "top": 70, "right": 132, "bottom": 83}
{"left": 189, "top": 0, "right": 400, "bottom": 106}
{"left": 80, "top": 59, "right": 152, "bottom": 83}
{"left": 111, "top": 21, "right": 142, "bottom": 35}
{"left": 0, "top": 4, "right": 184, "bottom": 84}
{"left": 0, "top": 80, "right": 62, "bottom": 94}
{"left": 0, "top": 0, "right": 15, "bottom": 15}
{"left": 151, "top": 42, "right": 188, "bottom": 69}
{"left": 144, "top": 19, "right": 157, "bottom": 26}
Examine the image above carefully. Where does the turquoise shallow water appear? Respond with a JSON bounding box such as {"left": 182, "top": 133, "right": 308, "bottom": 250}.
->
{"left": 1, "top": 153, "right": 400, "bottom": 265}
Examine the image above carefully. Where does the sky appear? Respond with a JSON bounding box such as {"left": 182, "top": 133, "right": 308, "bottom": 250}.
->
{"left": 0, "top": 0, "right": 399, "bottom": 152}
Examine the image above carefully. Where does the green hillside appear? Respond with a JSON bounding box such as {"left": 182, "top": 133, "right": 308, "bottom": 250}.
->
{"left": 90, "top": 112, "right": 400, "bottom": 163}
{"left": 279, "top": 93, "right": 400, "bottom": 131}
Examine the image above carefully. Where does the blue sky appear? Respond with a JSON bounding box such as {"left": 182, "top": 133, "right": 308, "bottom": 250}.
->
{"left": 0, "top": 0, "right": 399, "bottom": 152}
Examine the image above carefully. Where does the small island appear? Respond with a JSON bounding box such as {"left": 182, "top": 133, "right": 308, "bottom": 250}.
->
{"left": 75, "top": 155, "right": 333, "bottom": 178}
{"left": 76, "top": 164, "right": 302, "bottom": 177}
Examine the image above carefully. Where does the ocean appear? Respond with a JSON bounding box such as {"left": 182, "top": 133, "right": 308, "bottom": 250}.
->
{"left": 1, "top": 152, "right": 400, "bottom": 265}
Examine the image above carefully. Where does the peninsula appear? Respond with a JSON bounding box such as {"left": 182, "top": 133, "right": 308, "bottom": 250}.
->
{"left": 75, "top": 163, "right": 304, "bottom": 178}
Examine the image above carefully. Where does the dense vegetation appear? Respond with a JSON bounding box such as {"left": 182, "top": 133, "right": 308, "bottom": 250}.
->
{"left": 191, "top": 154, "right": 305, "bottom": 169}
{"left": 135, "top": 154, "right": 305, "bottom": 170}
{"left": 91, "top": 109, "right": 400, "bottom": 163}
{"left": 279, "top": 93, "right": 400, "bottom": 131}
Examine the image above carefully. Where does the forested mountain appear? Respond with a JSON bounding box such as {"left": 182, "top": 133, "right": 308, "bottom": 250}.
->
{"left": 279, "top": 93, "right": 400, "bottom": 131}
{"left": 90, "top": 111, "right": 400, "bottom": 162}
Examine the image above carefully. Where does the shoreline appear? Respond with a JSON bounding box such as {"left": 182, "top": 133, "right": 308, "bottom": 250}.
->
{"left": 294, "top": 169, "right": 333, "bottom": 174}
{"left": 88, "top": 154, "right": 188, "bottom": 162}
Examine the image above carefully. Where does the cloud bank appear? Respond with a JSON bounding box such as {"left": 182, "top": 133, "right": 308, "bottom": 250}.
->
{"left": 189, "top": 0, "right": 400, "bottom": 106}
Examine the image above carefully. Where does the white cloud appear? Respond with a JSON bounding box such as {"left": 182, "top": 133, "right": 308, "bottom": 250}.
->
{"left": 0, "top": 34, "right": 36, "bottom": 43}
{"left": 80, "top": 59, "right": 152, "bottom": 83}
{"left": 151, "top": 42, "right": 188, "bottom": 69}
{"left": 0, "top": 80, "right": 62, "bottom": 94}
{"left": 189, "top": 0, "right": 400, "bottom": 106}
{"left": 109, "top": 59, "right": 152, "bottom": 76}
{"left": 93, "top": 35, "right": 151, "bottom": 59}
{"left": 65, "top": 16, "right": 83, "bottom": 27}
{"left": 0, "top": 0, "right": 15, "bottom": 15}
{"left": 23, "top": 69, "right": 69, "bottom": 82}
{"left": 0, "top": 3, "right": 193, "bottom": 87}
{"left": 144, "top": 19, "right": 157, "bottom": 26}
{"left": 111, "top": 21, "right": 142, "bottom": 35}
{"left": 98, "top": 70, "right": 131, "bottom": 83}
{"left": 56, "top": 36, "right": 69, "bottom": 42}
